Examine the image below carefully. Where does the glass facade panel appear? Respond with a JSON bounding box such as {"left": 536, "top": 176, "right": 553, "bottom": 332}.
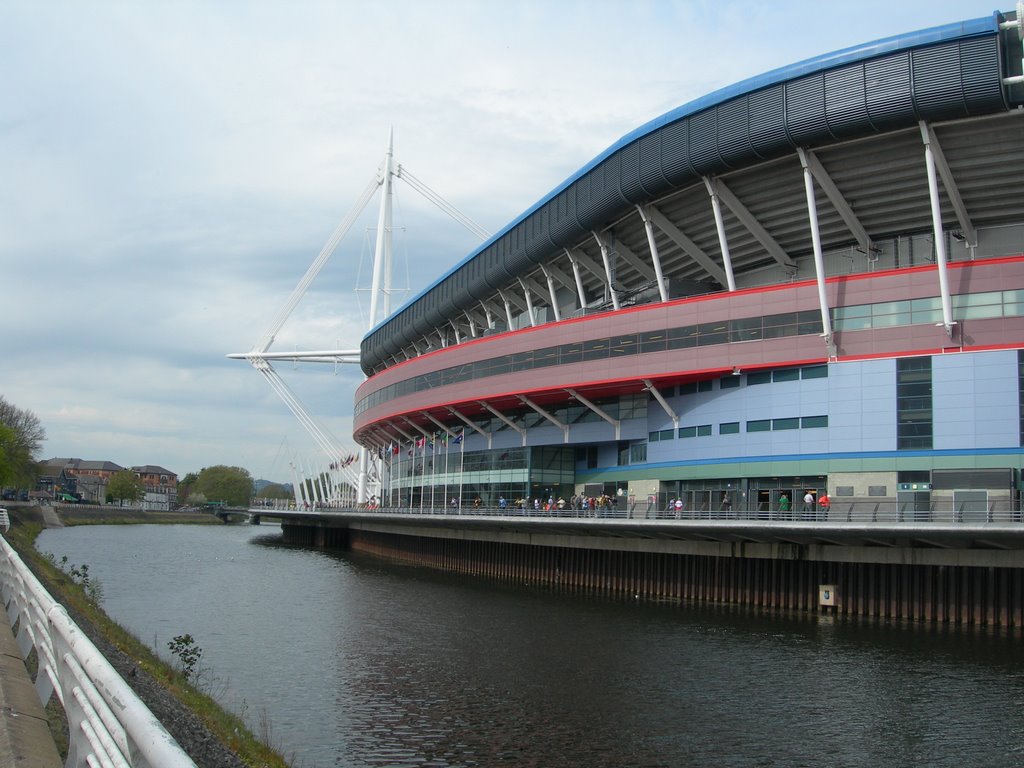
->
{"left": 897, "top": 356, "right": 932, "bottom": 450}
{"left": 720, "top": 421, "right": 739, "bottom": 434}
{"left": 747, "top": 419, "right": 771, "bottom": 432}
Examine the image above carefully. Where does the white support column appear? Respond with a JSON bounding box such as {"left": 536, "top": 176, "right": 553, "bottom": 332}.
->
{"left": 797, "top": 148, "right": 834, "bottom": 347}
{"left": 497, "top": 289, "right": 515, "bottom": 329}
{"left": 565, "top": 249, "right": 588, "bottom": 310}
{"left": 519, "top": 395, "right": 569, "bottom": 442}
{"left": 518, "top": 278, "right": 537, "bottom": 327}
{"left": 919, "top": 121, "right": 956, "bottom": 338}
{"left": 636, "top": 205, "right": 669, "bottom": 302}
{"left": 464, "top": 311, "right": 478, "bottom": 338}
{"left": 591, "top": 231, "right": 621, "bottom": 310}
{"left": 449, "top": 319, "right": 462, "bottom": 344}
{"left": 703, "top": 176, "right": 737, "bottom": 291}
{"left": 448, "top": 406, "right": 492, "bottom": 449}
{"left": 479, "top": 400, "right": 527, "bottom": 446}
{"left": 541, "top": 266, "right": 563, "bottom": 322}
{"left": 566, "top": 388, "right": 620, "bottom": 440}
{"left": 480, "top": 302, "right": 494, "bottom": 329}
{"left": 643, "top": 379, "right": 678, "bottom": 429}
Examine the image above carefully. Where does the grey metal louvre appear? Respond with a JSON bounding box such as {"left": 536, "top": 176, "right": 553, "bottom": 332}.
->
{"left": 638, "top": 131, "right": 670, "bottom": 195}
{"left": 659, "top": 117, "right": 694, "bottom": 185}
{"left": 865, "top": 53, "right": 914, "bottom": 128}
{"left": 619, "top": 140, "right": 644, "bottom": 202}
{"left": 825, "top": 63, "right": 874, "bottom": 138}
{"left": 912, "top": 42, "right": 969, "bottom": 120}
{"left": 524, "top": 204, "right": 556, "bottom": 263}
{"left": 715, "top": 96, "right": 751, "bottom": 168}
{"left": 411, "top": 297, "right": 433, "bottom": 337}
{"left": 575, "top": 157, "right": 626, "bottom": 229}
{"left": 959, "top": 36, "right": 1007, "bottom": 112}
{"left": 688, "top": 108, "right": 721, "bottom": 174}
{"left": 549, "top": 189, "right": 585, "bottom": 247}
{"left": 483, "top": 242, "right": 513, "bottom": 291}
{"left": 504, "top": 223, "right": 533, "bottom": 273}
{"left": 573, "top": 171, "right": 595, "bottom": 229}
{"left": 748, "top": 85, "right": 790, "bottom": 159}
{"left": 786, "top": 73, "right": 831, "bottom": 144}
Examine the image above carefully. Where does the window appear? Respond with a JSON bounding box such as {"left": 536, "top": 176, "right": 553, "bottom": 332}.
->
{"left": 640, "top": 331, "right": 667, "bottom": 353}
{"left": 801, "top": 365, "right": 828, "bottom": 379}
{"left": 582, "top": 338, "right": 610, "bottom": 361}
{"left": 730, "top": 316, "right": 762, "bottom": 342}
{"left": 747, "top": 419, "right": 771, "bottom": 432}
{"left": 772, "top": 417, "right": 799, "bottom": 430}
{"left": 897, "top": 357, "right": 932, "bottom": 449}
{"left": 679, "top": 380, "right": 712, "bottom": 395}
{"left": 610, "top": 334, "right": 638, "bottom": 357}
{"left": 720, "top": 422, "right": 739, "bottom": 434}
{"left": 697, "top": 321, "right": 728, "bottom": 346}
{"left": 720, "top": 375, "right": 741, "bottom": 389}
{"left": 747, "top": 371, "right": 771, "bottom": 386}
{"left": 667, "top": 325, "right": 698, "bottom": 349}
{"left": 629, "top": 443, "right": 647, "bottom": 464}
{"left": 772, "top": 369, "right": 799, "bottom": 383}
{"left": 679, "top": 426, "right": 696, "bottom": 438}
{"left": 696, "top": 424, "right": 712, "bottom": 436}
{"left": 801, "top": 415, "right": 828, "bottom": 428}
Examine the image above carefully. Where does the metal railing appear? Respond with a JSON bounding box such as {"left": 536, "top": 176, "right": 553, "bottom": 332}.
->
{"left": 0, "top": 534, "right": 197, "bottom": 768}
{"left": 291, "top": 501, "right": 1024, "bottom": 525}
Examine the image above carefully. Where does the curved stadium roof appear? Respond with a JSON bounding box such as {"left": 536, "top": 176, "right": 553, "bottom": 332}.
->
{"left": 361, "top": 9, "right": 1024, "bottom": 376}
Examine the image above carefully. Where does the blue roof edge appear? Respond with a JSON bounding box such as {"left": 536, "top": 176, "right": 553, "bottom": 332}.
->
{"left": 367, "top": 12, "right": 1002, "bottom": 339}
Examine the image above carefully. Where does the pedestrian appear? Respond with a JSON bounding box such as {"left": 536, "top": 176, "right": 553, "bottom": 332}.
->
{"left": 674, "top": 498, "right": 684, "bottom": 518}
{"left": 778, "top": 493, "right": 790, "bottom": 518}
{"left": 803, "top": 491, "right": 815, "bottom": 517}
{"left": 499, "top": 496, "right": 507, "bottom": 509}
{"left": 720, "top": 493, "right": 732, "bottom": 513}
{"left": 818, "top": 493, "right": 830, "bottom": 520}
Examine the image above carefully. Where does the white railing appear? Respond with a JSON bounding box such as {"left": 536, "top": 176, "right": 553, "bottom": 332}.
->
{"left": 0, "top": 535, "right": 197, "bottom": 768}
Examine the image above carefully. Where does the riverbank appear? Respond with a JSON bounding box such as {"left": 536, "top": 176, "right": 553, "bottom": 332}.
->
{"left": 4, "top": 506, "right": 289, "bottom": 768}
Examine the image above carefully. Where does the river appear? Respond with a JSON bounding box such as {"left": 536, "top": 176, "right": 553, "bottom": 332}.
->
{"left": 36, "top": 523, "right": 1024, "bottom": 768}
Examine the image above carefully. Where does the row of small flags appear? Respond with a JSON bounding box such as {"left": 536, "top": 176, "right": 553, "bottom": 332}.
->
{"left": 379, "top": 430, "right": 464, "bottom": 458}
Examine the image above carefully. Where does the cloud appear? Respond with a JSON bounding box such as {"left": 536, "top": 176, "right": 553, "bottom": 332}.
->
{"left": 0, "top": 0, "right": 1001, "bottom": 480}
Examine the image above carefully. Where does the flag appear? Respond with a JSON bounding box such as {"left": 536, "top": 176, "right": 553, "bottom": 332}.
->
{"left": 453, "top": 431, "right": 464, "bottom": 444}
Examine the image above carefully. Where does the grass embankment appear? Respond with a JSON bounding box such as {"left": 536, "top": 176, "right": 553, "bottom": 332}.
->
{"left": 5, "top": 509, "right": 290, "bottom": 768}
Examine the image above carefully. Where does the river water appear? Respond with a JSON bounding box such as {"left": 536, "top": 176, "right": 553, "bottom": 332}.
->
{"left": 36, "top": 523, "right": 1024, "bottom": 768}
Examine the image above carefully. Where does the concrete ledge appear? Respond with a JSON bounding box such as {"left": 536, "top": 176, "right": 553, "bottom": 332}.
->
{"left": 0, "top": 618, "right": 61, "bottom": 768}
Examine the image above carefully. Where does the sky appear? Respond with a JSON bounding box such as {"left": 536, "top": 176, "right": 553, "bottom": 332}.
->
{"left": 0, "top": 0, "right": 1009, "bottom": 483}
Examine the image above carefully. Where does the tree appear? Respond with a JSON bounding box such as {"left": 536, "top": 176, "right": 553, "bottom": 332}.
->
{"left": 176, "top": 472, "right": 199, "bottom": 506}
{"left": 0, "top": 396, "right": 45, "bottom": 488}
{"left": 194, "top": 465, "right": 253, "bottom": 507}
{"left": 256, "top": 482, "right": 291, "bottom": 500}
{"left": 106, "top": 470, "right": 145, "bottom": 504}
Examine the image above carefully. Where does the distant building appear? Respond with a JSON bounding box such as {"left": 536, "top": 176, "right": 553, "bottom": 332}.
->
{"left": 37, "top": 458, "right": 178, "bottom": 508}
{"left": 131, "top": 465, "right": 179, "bottom": 510}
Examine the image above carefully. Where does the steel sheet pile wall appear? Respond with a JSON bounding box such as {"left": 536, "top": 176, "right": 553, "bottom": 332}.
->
{"left": 342, "top": 529, "right": 1024, "bottom": 628}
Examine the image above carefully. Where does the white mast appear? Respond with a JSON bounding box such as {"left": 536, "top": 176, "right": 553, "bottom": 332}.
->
{"left": 359, "top": 130, "right": 394, "bottom": 503}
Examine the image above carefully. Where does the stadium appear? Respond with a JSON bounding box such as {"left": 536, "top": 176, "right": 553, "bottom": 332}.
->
{"left": 353, "top": 7, "right": 1024, "bottom": 517}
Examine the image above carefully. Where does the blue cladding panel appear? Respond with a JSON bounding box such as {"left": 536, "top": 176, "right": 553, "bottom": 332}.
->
{"left": 933, "top": 351, "right": 1020, "bottom": 449}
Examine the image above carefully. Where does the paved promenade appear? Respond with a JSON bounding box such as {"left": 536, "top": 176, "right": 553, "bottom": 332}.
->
{"left": 0, "top": 609, "right": 61, "bottom": 767}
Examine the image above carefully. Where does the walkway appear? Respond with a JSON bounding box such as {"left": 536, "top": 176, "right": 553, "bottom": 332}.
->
{"left": 0, "top": 614, "right": 61, "bottom": 767}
